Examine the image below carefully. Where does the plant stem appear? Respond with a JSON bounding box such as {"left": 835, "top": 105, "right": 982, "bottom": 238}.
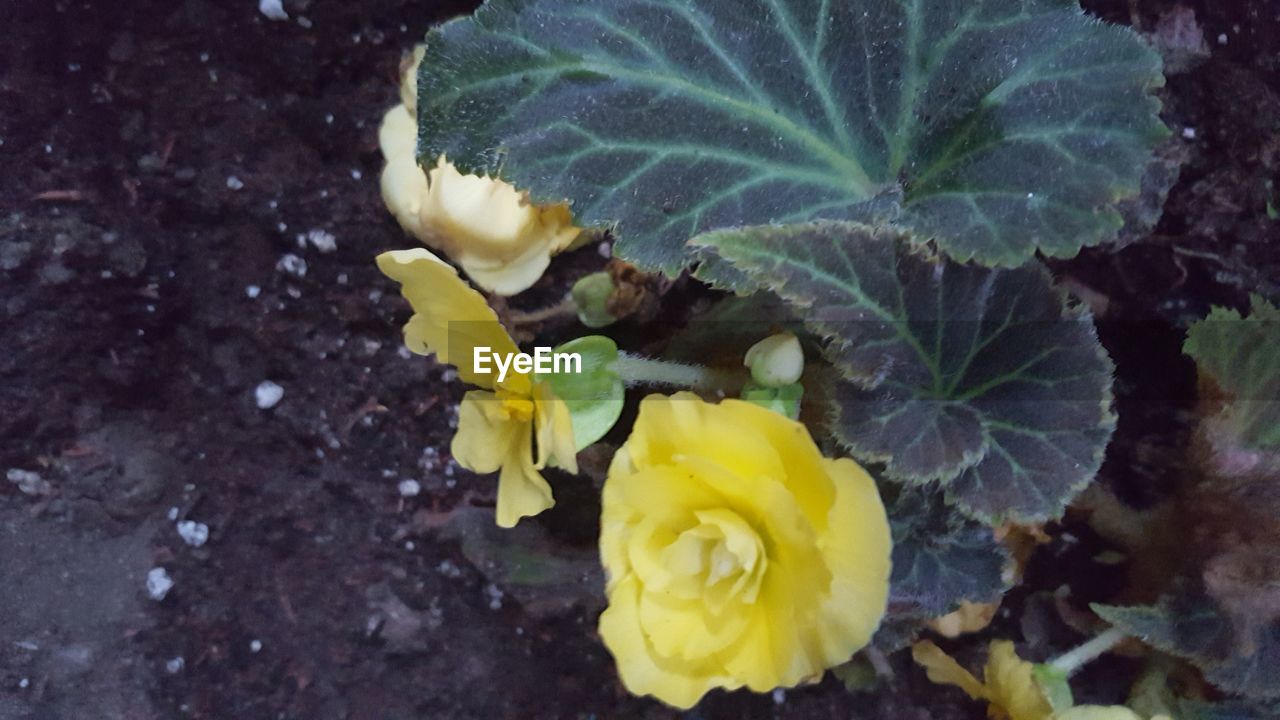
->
{"left": 1047, "top": 626, "right": 1128, "bottom": 677}
{"left": 613, "top": 353, "right": 739, "bottom": 392}
{"left": 507, "top": 297, "right": 576, "bottom": 325}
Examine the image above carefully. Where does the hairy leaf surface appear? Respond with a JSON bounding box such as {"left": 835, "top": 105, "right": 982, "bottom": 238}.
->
{"left": 1184, "top": 296, "right": 1280, "bottom": 452}
{"left": 1096, "top": 596, "right": 1280, "bottom": 700}
{"left": 693, "top": 222, "right": 1115, "bottom": 523}
{"left": 419, "top": 0, "right": 1166, "bottom": 273}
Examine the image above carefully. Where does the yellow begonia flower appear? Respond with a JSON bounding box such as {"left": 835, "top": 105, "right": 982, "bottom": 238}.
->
{"left": 912, "top": 641, "right": 1169, "bottom": 720}
{"left": 376, "top": 248, "right": 577, "bottom": 527}
{"left": 598, "top": 393, "right": 892, "bottom": 708}
{"left": 377, "top": 47, "right": 582, "bottom": 296}
{"left": 914, "top": 640, "right": 1055, "bottom": 720}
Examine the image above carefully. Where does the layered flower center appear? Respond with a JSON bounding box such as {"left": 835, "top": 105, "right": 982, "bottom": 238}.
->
{"left": 660, "top": 508, "right": 767, "bottom": 610}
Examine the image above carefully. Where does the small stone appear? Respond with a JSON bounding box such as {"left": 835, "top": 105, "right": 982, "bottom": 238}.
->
{"left": 772, "top": 689, "right": 786, "bottom": 704}
{"left": 225, "top": 176, "right": 244, "bottom": 191}
{"left": 245, "top": 284, "right": 261, "bottom": 298}
{"left": 1217, "top": 32, "right": 1228, "bottom": 45}
{"left": 275, "top": 253, "right": 307, "bottom": 277}
{"left": 18, "top": 678, "right": 29, "bottom": 689}
{"left": 250, "top": 639, "right": 263, "bottom": 653}
{"left": 1182, "top": 127, "right": 1197, "bottom": 139}
{"left": 165, "top": 657, "right": 185, "bottom": 674}
{"left": 397, "top": 479, "right": 421, "bottom": 497}
{"left": 305, "top": 229, "right": 337, "bottom": 253}
{"left": 7, "top": 468, "right": 51, "bottom": 496}
{"left": 146, "top": 567, "right": 174, "bottom": 600}
{"left": 258, "top": 0, "right": 288, "bottom": 20}
{"left": 254, "top": 381, "right": 284, "bottom": 410}
{"left": 176, "top": 520, "right": 209, "bottom": 548}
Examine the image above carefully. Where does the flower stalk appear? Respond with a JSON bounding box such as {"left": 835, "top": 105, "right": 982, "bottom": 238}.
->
{"left": 1047, "top": 626, "right": 1129, "bottom": 677}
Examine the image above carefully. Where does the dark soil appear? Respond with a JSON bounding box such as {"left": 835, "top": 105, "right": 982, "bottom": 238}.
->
{"left": 1, "top": 1, "right": 1277, "bottom": 719}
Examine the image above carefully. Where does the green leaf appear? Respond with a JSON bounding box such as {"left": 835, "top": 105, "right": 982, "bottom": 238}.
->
{"left": 1178, "top": 698, "right": 1280, "bottom": 720}
{"left": 1095, "top": 596, "right": 1280, "bottom": 700}
{"left": 1184, "top": 296, "right": 1280, "bottom": 451}
{"left": 885, "top": 487, "right": 1008, "bottom": 620}
{"left": 537, "top": 335, "right": 624, "bottom": 450}
{"left": 1032, "top": 664, "right": 1074, "bottom": 712}
{"left": 418, "top": 0, "right": 1166, "bottom": 273}
{"left": 694, "top": 222, "right": 1116, "bottom": 523}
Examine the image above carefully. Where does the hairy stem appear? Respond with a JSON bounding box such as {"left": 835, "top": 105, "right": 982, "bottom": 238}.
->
{"left": 1048, "top": 626, "right": 1128, "bottom": 676}
{"left": 613, "top": 353, "right": 739, "bottom": 392}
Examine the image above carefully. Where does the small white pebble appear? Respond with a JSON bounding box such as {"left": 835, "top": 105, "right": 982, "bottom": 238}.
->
{"left": 277, "top": 221, "right": 288, "bottom": 233}
{"left": 250, "top": 639, "right": 263, "bottom": 653}
{"left": 485, "top": 583, "right": 504, "bottom": 610}
{"left": 7, "top": 468, "right": 50, "bottom": 496}
{"left": 350, "top": 169, "right": 363, "bottom": 180}
{"left": 306, "top": 229, "right": 337, "bottom": 253}
{"left": 337, "top": 273, "right": 349, "bottom": 285}
{"left": 1182, "top": 127, "right": 1197, "bottom": 139}
{"left": 1218, "top": 33, "right": 1228, "bottom": 45}
{"left": 276, "top": 253, "right": 307, "bottom": 277}
{"left": 398, "top": 479, "right": 421, "bottom": 497}
{"left": 597, "top": 241, "right": 611, "bottom": 258}
{"left": 147, "top": 567, "right": 174, "bottom": 600}
{"left": 167, "top": 506, "right": 179, "bottom": 521}
{"left": 324, "top": 113, "right": 334, "bottom": 125}
{"left": 225, "top": 175, "right": 244, "bottom": 191}
{"left": 255, "top": 381, "right": 285, "bottom": 410}
{"left": 18, "top": 678, "right": 29, "bottom": 689}
{"left": 245, "top": 285, "right": 261, "bottom": 299}
{"left": 772, "top": 688, "right": 786, "bottom": 705}
{"left": 166, "top": 657, "right": 185, "bottom": 674}
{"left": 44, "top": 144, "right": 52, "bottom": 154}
{"left": 258, "top": 0, "right": 288, "bottom": 21}
{"left": 176, "top": 520, "right": 210, "bottom": 548}
{"left": 199, "top": 52, "right": 209, "bottom": 63}
{"left": 404, "top": 541, "right": 416, "bottom": 550}
{"left": 297, "top": 15, "right": 313, "bottom": 29}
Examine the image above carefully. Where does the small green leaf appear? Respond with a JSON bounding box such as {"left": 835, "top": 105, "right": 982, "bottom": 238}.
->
{"left": 1095, "top": 595, "right": 1280, "bottom": 700}
{"left": 694, "top": 222, "right": 1116, "bottom": 524}
{"left": 740, "top": 381, "right": 804, "bottom": 419}
{"left": 1032, "top": 664, "right": 1074, "bottom": 712}
{"left": 538, "top": 335, "right": 623, "bottom": 450}
{"left": 1184, "top": 296, "right": 1280, "bottom": 451}
{"left": 419, "top": 0, "right": 1166, "bottom": 273}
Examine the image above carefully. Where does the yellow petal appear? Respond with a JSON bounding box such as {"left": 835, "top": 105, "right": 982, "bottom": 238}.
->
{"left": 815, "top": 457, "right": 892, "bottom": 664}
{"left": 399, "top": 45, "right": 425, "bottom": 114}
{"left": 1054, "top": 708, "right": 1144, "bottom": 720}
{"left": 378, "top": 104, "right": 418, "bottom": 161}
{"left": 451, "top": 391, "right": 520, "bottom": 475}
{"left": 929, "top": 599, "right": 1000, "bottom": 638}
{"left": 985, "top": 641, "right": 1055, "bottom": 720}
{"left": 913, "top": 641, "right": 991, "bottom": 702}
{"left": 494, "top": 422, "right": 554, "bottom": 528}
{"left": 423, "top": 158, "right": 540, "bottom": 251}
{"left": 598, "top": 574, "right": 732, "bottom": 709}
{"left": 533, "top": 381, "right": 578, "bottom": 473}
{"left": 375, "top": 248, "right": 518, "bottom": 388}
{"left": 458, "top": 240, "right": 556, "bottom": 296}
{"left": 380, "top": 154, "right": 429, "bottom": 238}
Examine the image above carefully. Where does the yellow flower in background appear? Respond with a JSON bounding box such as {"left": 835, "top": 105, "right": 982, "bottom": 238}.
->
{"left": 377, "top": 47, "right": 582, "bottom": 296}
{"left": 912, "top": 641, "right": 1169, "bottom": 720}
{"left": 376, "top": 248, "right": 577, "bottom": 527}
{"left": 598, "top": 393, "right": 892, "bottom": 708}
{"left": 914, "top": 640, "right": 1055, "bottom": 720}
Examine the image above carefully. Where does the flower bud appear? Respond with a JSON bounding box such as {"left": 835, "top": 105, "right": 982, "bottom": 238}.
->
{"left": 571, "top": 272, "right": 617, "bottom": 328}
{"left": 744, "top": 332, "right": 803, "bottom": 387}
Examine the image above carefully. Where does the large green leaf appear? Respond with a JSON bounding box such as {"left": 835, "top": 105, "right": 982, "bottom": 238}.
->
{"left": 692, "top": 222, "right": 1115, "bottom": 524}
{"left": 418, "top": 0, "right": 1166, "bottom": 273}
{"left": 1096, "top": 594, "right": 1280, "bottom": 700}
{"left": 1184, "top": 296, "right": 1280, "bottom": 452}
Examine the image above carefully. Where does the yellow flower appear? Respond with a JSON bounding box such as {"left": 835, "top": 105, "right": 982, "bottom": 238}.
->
{"left": 376, "top": 248, "right": 577, "bottom": 527}
{"left": 912, "top": 641, "right": 1167, "bottom": 720}
{"left": 377, "top": 48, "right": 582, "bottom": 296}
{"left": 598, "top": 393, "right": 892, "bottom": 708}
